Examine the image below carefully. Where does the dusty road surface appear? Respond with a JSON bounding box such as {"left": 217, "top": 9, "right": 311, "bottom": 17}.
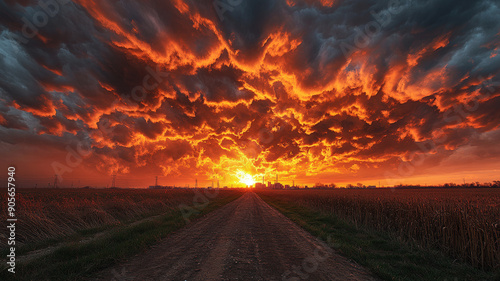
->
{"left": 92, "top": 192, "right": 377, "bottom": 281}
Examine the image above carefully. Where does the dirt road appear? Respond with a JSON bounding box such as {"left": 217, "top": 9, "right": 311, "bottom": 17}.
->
{"left": 93, "top": 192, "right": 377, "bottom": 281}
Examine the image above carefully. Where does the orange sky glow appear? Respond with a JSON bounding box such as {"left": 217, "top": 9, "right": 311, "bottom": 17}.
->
{"left": 0, "top": 0, "right": 499, "bottom": 188}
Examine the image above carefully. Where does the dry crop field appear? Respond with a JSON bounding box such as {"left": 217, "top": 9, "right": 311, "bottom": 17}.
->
{"left": 257, "top": 188, "right": 500, "bottom": 271}
{"left": 0, "top": 188, "right": 226, "bottom": 247}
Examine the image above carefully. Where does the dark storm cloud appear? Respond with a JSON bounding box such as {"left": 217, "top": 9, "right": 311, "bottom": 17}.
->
{"left": 0, "top": 0, "right": 499, "bottom": 183}
{"left": 219, "top": 0, "right": 278, "bottom": 48}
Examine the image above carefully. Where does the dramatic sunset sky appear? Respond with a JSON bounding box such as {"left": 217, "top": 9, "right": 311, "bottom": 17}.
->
{"left": 0, "top": 0, "right": 499, "bottom": 188}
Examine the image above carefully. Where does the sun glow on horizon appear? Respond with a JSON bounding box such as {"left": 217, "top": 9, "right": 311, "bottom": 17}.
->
{"left": 236, "top": 171, "right": 256, "bottom": 187}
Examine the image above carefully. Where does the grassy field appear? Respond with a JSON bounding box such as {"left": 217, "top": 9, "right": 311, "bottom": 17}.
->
{"left": 257, "top": 188, "right": 500, "bottom": 281}
{"left": 0, "top": 188, "right": 243, "bottom": 281}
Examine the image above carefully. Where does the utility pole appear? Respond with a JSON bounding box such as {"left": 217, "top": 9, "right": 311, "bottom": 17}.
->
{"left": 155, "top": 176, "right": 158, "bottom": 187}
{"left": 53, "top": 175, "right": 58, "bottom": 189}
{"left": 195, "top": 179, "right": 198, "bottom": 188}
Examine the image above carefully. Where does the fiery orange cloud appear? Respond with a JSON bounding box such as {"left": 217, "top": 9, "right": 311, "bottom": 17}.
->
{"left": 1, "top": 0, "right": 499, "bottom": 188}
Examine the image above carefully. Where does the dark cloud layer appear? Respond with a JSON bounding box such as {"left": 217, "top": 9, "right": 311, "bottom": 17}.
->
{"left": 0, "top": 0, "right": 499, "bottom": 186}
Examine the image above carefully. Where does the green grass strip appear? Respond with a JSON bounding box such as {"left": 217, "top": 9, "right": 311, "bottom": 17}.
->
{"left": 258, "top": 193, "right": 499, "bottom": 281}
{"left": 0, "top": 192, "right": 242, "bottom": 281}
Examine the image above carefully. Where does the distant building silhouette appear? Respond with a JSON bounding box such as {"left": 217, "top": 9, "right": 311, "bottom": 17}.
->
{"left": 255, "top": 182, "right": 266, "bottom": 189}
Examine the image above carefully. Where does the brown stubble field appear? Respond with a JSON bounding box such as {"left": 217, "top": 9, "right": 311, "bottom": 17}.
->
{"left": 0, "top": 188, "right": 247, "bottom": 280}
{"left": 257, "top": 188, "right": 500, "bottom": 271}
{"left": 0, "top": 188, "right": 223, "bottom": 247}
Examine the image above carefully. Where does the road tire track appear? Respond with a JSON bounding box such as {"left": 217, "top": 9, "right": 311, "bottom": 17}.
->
{"left": 91, "top": 192, "right": 377, "bottom": 281}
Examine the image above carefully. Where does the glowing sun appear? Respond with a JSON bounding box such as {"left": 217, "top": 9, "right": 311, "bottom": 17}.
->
{"left": 236, "top": 171, "right": 256, "bottom": 186}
